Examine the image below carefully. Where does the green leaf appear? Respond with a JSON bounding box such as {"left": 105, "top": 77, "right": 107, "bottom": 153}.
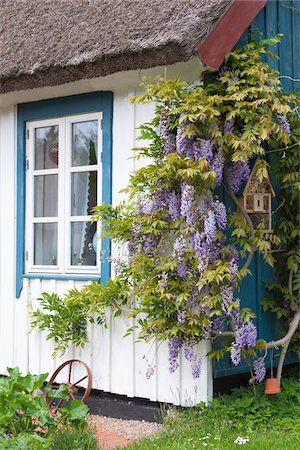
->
{"left": 60, "top": 400, "right": 89, "bottom": 420}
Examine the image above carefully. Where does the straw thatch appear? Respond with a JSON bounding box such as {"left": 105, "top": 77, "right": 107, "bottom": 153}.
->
{"left": 0, "top": 0, "right": 234, "bottom": 93}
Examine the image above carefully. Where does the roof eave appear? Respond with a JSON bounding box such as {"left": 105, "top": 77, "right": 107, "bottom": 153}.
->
{"left": 197, "top": 0, "right": 267, "bottom": 70}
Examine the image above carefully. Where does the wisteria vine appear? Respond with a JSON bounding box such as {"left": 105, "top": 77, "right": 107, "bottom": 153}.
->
{"left": 31, "top": 37, "right": 300, "bottom": 386}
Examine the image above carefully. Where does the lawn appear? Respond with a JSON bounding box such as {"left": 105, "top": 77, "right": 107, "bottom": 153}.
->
{"left": 129, "top": 377, "right": 300, "bottom": 450}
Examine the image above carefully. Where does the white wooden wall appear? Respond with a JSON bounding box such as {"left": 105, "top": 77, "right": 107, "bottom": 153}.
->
{"left": 0, "top": 70, "right": 212, "bottom": 406}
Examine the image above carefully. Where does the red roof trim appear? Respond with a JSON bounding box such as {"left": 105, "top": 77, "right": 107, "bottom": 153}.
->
{"left": 198, "top": 0, "right": 267, "bottom": 70}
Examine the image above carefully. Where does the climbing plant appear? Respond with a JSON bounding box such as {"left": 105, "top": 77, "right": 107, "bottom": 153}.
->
{"left": 31, "top": 36, "right": 300, "bottom": 385}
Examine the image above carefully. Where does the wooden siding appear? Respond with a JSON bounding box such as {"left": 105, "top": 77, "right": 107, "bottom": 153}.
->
{"left": 0, "top": 85, "right": 212, "bottom": 406}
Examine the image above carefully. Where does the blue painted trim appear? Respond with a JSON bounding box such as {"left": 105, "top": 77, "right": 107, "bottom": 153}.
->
{"left": 16, "top": 92, "right": 113, "bottom": 298}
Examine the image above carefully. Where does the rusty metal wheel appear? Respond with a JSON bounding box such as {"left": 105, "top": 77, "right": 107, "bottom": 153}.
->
{"left": 45, "top": 359, "right": 92, "bottom": 413}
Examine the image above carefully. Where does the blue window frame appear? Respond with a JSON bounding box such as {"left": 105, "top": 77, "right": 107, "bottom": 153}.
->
{"left": 16, "top": 92, "right": 113, "bottom": 297}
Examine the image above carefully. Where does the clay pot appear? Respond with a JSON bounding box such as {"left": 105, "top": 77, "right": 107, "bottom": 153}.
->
{"left": 264, "top": 377, "right": 281, "bottom": 394}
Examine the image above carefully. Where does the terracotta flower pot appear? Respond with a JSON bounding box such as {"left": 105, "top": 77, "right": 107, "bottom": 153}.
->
{"left": 264, "top": 377, "right": 281, "bottom": 394}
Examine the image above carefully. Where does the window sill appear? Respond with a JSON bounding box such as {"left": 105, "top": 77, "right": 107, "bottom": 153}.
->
{"left": 23, "top": 274, "right": 101, "bottom": 281}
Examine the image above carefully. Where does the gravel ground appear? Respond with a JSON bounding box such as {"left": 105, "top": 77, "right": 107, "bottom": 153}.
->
{"left": 88, "top": 414, "right": 162, "bottom": 441}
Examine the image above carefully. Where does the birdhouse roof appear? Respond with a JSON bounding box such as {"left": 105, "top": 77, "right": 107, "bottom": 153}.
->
{"left": 243, "top": 159, "right": 275, "bottom": 197}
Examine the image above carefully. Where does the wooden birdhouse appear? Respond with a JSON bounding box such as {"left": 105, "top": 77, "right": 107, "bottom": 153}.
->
{"left": 239, "top": 159, "right": 275, "bottom": 232}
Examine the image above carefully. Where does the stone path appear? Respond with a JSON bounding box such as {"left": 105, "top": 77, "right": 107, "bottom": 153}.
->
{"left": 88, "top": 415, "right": 162, "bottom": 449}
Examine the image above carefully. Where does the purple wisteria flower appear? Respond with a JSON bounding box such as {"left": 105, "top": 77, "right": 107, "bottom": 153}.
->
{"left": 158, "top": 272, "right": 168, "bottom": 288}
{"left": 219, "top": 66, "right": 229, "bottom": 77}
{"left": 173, "top": 235, "right": 188, "bottom": 278}
{"left": 146, "top": 365, "right": 155, "bottom": 379}
{"left": 142, "top": 189, "right": 170, "bottom": 215}
{"left": 191, "top": 359, "right": 202, "bottom": 379}
{"left": 230, "top": 344, "right": 241, "bottom": 366}
{"left": 211, "top": 150, "right": 225, "bottom": 186}
{"left": 142, "top": 235, "right": 158, "bottom": 258}
{"left": 181, "top": 182, "right": 198, "bottom": 227}
{"left": 193, "top": 230, "right": 209, "bottom": 275}
{"left": 224, "top": 118, "right": 235, "bottom": 134}
{"left": 220, "top": 286, "right": 233, "bottom": 314}
{"left": 228, "top": 159, "right": 251, "bottom": 193}
{"left": 168, "top": 192, "right": 181, "bottom": 221}
{"left": 135, "top": 198, "right": 144, "bottom": 216}
{"left": 253, "top": 357, "right": 266, "bottom": 383}
{"left": 164, "top": 134, "right": 176, "bottom": 154}
{"left": 236, "top": 322, "right": 257, "bottom": 349}
{"left": 277, "top": 115, "right": 291, "bottom": 136}
{"left": 158, "top": 111, "right": 169, "bottom": 139}
{"left": 197, "top": 192, "right": 213, "bottom": 217}
{"left": 229, "top": 256, "right": 239, "bottom": 282}
{"left": 212, "top": 316, "right": 226, "bottom": 333}
{"left": 220, "top": 285, "right": 241, "bottom": 327}
{"left": 177, "top": 262, "right": 188, "bottom": 279}
{"left": 204, "top": 210, "right": 216, "bottom": 244}
{"left": 212, "top": 200, "right": 227, "bottom": 229}
{"left": 193, "top": 139, "right": 213, "bottom": 162}
{"left": 128, "top": 221, "right": 142, "bottom": 256}
{"left": 168, "top": 337, "right": 181, "bottom": 373}
{"left": 177, "top": 311, "right": 186, "bottom": 325}
{"left": 173, "top": 235, "right": 185, "bottom": 259}
{"left": 176, "top": 124, "right": 194, "bottom": 158}
{"left": 184, "top": 340, "right": 202, "bottom": 379}
{"left": 188, "top": 284, "right": 200, "bottom": 309}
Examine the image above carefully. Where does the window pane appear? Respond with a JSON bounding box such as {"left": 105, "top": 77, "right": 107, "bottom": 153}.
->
{"left": 34, "top": 175, "right": 58, "bottom": 217}
{"left": 71, "top": 171, "right": 97, "bottom": 216}
{"left": 35, "top": 126, "right": 59, "bottom": 169}
{"left": 71, "top": 222, "right": 97, "bottom": 266}
{"left": 72, "top": 121, "right": 98, "bottom": 166}
{"left": 34, "top": 223, "right": 57, "bottom": 265}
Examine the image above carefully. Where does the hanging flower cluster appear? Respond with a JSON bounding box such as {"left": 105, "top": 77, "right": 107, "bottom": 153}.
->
{"left": 117, "top": 111, "right": 260, "bottom": 377}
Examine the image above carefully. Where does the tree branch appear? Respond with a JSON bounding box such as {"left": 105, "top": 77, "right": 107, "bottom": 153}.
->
{"left": 240, "top": 249, "right": 255, "bottom": 272}
{"left": 266, "top": 308, "right": 300, "bottom": 350}
{"left": 211, "top": 330, "right": 236, "bottom": 338}
{"left": 276, "top": 337, "right": 292, "bottom": 385}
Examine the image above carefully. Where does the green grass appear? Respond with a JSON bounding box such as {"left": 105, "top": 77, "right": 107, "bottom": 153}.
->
{"left": 129, "top": 378, "right": 300, "bottom": 450}
{"left": 0, "top": 427, "right": 98, "bottom": 450}
{"left": 51, "top": 428, "right": 99, "bottom": 450}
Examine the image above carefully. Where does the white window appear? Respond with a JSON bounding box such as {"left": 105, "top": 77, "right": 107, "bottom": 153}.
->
{"left": 25, "top": 113, "right": 102, "bottom": 275}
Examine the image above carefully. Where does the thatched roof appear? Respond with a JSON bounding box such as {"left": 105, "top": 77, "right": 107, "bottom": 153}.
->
{"left": 0, "top": 0, "right": 234, "bottom": 94}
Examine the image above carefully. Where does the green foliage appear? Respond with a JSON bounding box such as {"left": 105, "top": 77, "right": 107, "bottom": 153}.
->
{"left": 205, "top": 378, "right": 300, "bottom": 430}
{"left": 0, "top": 432, "right": 51, "bottom": 450}
{"left": 30, "top": 280, "right": 128, "bottom": 356}
{"left": 30, "top": 36, "right": 300, "bottom": 370}
{"left": 0, "top": 368, "right": 89, "bottom": 440}
{"left": 129, "top": 377, "right": 300, "bottom": 450}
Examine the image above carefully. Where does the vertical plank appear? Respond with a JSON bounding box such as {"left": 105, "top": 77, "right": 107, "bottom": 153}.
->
{"left": 39, "top": 279, "right": 57, "bottom": 377}
{"left": 265, "top": 0, "right": 279, "bottom": 71}
{"left": 28, "top": 278, "right": 41, "bottom": 374}
{"left": 278, "top": 0, "right": 294, "bottom": 92}
{"left": 134, "top": 338, "right": 158, "bottom": 401}
{"left": 91, "top": 310, "right": 112, "bottom": 392}
{"left": 0, "top": 107, "right": 16, "bottom": 373}
{"left": 14, "top": 279, "right": 30, "bottom": 374}
{"left": 156, "top": 341, "right": 181, "bottom": 405}
{"left": 291, "top": 0, "right": 300, "bottom": 93}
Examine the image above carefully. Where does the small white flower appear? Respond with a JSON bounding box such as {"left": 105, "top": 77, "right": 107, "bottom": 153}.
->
{"left": 203, "top": 443, "right": 208, "bottom": 447}
{"left": 234, "top": 436, "right": 249, "bottom": 445}
{"left": 214, "top": 437, "right": 220, "bottom": 440}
